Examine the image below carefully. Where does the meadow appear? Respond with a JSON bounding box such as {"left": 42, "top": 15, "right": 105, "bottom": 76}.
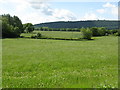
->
{"left": 21, "top": 31, "right": 82, "bottom": 39}
{"left": 2, "top": 36, "right": 118, "bottom": 88}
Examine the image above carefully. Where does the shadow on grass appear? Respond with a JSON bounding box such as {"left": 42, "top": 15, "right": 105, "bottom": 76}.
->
{"left": 2, "top": 36, "right": 94, "bottom": 41}
{"left": 30, "top": 37, "right": 94, "bottom": 41}
{"left": 1, "top": 36, "right": 95, "bottom": 41}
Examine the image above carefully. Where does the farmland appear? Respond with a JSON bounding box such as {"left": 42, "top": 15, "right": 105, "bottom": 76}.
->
{"left": 2, "top": 36, "right": 118, "bottom": 88}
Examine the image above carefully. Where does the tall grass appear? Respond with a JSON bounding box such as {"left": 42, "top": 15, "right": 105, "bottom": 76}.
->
{"left": 2, "top": 36, "right": 118, "bottom": 88}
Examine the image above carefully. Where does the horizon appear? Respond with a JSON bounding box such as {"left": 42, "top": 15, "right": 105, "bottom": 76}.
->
{"left": 34, "top": 19, "right": 119, "bottom": 25}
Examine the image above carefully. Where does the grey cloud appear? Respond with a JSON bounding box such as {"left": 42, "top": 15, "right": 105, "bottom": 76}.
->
{"left": 30, "top": 2, "right": 53, "bottom": 15}
{"left": 28, "top": 0, "right": 77, "bottom": 20}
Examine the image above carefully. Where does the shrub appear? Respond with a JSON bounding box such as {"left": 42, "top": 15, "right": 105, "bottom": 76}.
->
{"left": 98, "top": 27, "right": 106, "bottom": 36}
{"left": 36, "top": 33, "right": 42, "bottom": 38}
{"left": 114, "top": 31, "right": 120, "bottom": 36}
{"left": 118, "top": 29, "right": 120, "bottom": 36}
{"left": 81, "top": 28, "right": 92, "bottom": 40}
{"left": 31, "top": 35, "right": 37, "bottom": 39}
{"left": 110, "top": 30, "right": 118, "bottom": 35}
{"left": 90, "top": 27, "right": 99, "bottom": 36}
{"left": 114, "top": 32, "right": 119, "bottom": 36}
{"left": 23, "top": 23, "right": 34, "bottom": 33}
{"left": 31, "top": 33, "right": 42, "bottom": 39}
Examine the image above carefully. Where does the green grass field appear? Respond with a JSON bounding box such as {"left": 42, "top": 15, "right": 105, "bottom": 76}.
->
{"left": 21, "top": 31, "right": 82, "bottom": 39}
{"left": 2, "top": 36, "right": 118, "bottom": 88}
{"left": 0, "top": 39, "right": 2, "bottom": 88}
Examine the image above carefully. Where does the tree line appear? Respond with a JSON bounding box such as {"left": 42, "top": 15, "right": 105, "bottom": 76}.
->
{"left": 0, "top": 14, "right": 34, "bottom": 38}
{"left": 34, "top": 27, "right": 119, "bottom": 40}
{"left": 35, "top": 27, "right": 118, "bottom": 35}
{"left": 35, "top": 27, "right": 81, "bottom": 32}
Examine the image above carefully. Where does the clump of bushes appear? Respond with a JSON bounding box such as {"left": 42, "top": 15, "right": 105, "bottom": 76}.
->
{"left": 36, "top": 33, "right": 42, "bottom": 38}
{"left": 114, "top": 32, "right": 119, "bottom": 36}
{"left": 81, "top": 27, "right": 92, "bottom": 40}
{"left": 90, "top": 27, "right": 106, "bottom": 36}
{"left": 113, "top": 30, "right": 120, "bottom": 36}
{"left": 23, "top": 23, "right": 34, "bottom": 33}
{"left": 36, "top": 27, "right": 81, "bottom": 32}
{"left": 31, "top": 33, "right": 42, "bottom": 39}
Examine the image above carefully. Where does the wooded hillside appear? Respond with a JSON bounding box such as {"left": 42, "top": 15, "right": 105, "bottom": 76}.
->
{"left": 34, "top": 20, "right": 119, "bottom": 30}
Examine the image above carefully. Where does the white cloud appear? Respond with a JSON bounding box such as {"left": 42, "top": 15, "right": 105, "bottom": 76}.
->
{"left": 29, "top": 2, "right": 77, "bottom": 20}
{"left": 83, "top": 13, "right": 98, "bottom": 20}
{"left": 52, "top": 9, "right": 76, "bottom": 20}
{"left": 0, "top": 0, "right": 77, "bottom": 24}
{"left": 96, "top": 9, "right": 106, "bottom": 14}
{"left": 103, "top": 2, "right": 116, "bottom": 8}
{"left": 81, "top": 12, "right": 105, "bottom": 20}
{"left": 21, "top": 12, "right": 46, "bottom": 24}
{"left": 103, "top": 2, "right": 118, "bottom": 16}
{"left": 30, "top": 2, "right": 53, "bottom": 15}
{"left": 26, "top": 1, "right": 77, "bottom": 22}
{"left": 0, "top": 0, "right": 6, "bottom": 3}
{"left": 111, "top": 6, "right": 118, "bottom": 16}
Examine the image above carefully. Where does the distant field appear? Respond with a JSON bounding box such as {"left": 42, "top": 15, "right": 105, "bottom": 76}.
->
{"left": 21, "top": 31, "right": 82, "bottom": 39}
{"left": 2, "top": 36, "right": 118, "bottom": 88}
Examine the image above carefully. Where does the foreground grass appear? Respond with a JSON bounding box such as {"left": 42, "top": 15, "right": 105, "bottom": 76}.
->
{"left": 2, "top": 36, "right": 118, "bottom": 88}
{"left": 0, "top": 39, "right": 2, "bottom": 88}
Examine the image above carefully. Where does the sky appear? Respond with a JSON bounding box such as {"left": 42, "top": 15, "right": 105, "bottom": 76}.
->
{"left": 0, "top": 0, "right": 119, "bottom": 24}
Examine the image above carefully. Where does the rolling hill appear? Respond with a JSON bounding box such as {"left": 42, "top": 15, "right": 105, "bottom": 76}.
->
{"left": 34, "top": 20, "right": 119, "bottom": 30}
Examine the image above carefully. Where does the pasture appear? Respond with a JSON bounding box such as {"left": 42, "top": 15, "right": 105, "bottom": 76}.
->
{"left": 2, "top": 36, "right": 118, "bottom": 88}
{"left": 21, "top": 31, "right": 82, "bottom": 39}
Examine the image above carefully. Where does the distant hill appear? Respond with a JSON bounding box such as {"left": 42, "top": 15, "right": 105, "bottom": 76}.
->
{"left": 34, "top": 20, "right": 119, "bottom": 30}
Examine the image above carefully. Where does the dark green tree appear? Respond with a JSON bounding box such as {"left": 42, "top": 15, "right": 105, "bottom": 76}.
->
{"left": 81, "top": 27, "right": 92, "bottom": 40}
{"left": 13, "top": 16, "right": 23, "bottom": 33}
{"left": 98, "top": 27, "right": 106, "bottom": 36}
{"left": 1, "top": 14, "right": 23, "bottom": 38}
{"left": 23, "top": 23, "right": 34, "bottom": 33}
{"left": 90, "top": 27, "right": 99, "bottom": 36}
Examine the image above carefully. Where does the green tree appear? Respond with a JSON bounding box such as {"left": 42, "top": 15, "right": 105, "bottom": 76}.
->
{"left": 23, "top": 23, "right": 34, "bottom": 33}
{"left": 90, "top": 27, "right": 99, "bottom": 36}
{"left": 1, "top": 14, "right": 23, "bottom": 38}
{"left": 81, "top": 27, "right": 92, "bottom": 40}
{"left": 13, "top": 16, "right": 23, "bottom": 33}
{"left": 98, "top": 27, "right": 106, "bottom": 36}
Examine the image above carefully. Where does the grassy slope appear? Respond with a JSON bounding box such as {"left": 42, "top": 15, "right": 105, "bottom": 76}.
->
{"left": 2, "top": 36, "right": 118, "bottom": 88}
